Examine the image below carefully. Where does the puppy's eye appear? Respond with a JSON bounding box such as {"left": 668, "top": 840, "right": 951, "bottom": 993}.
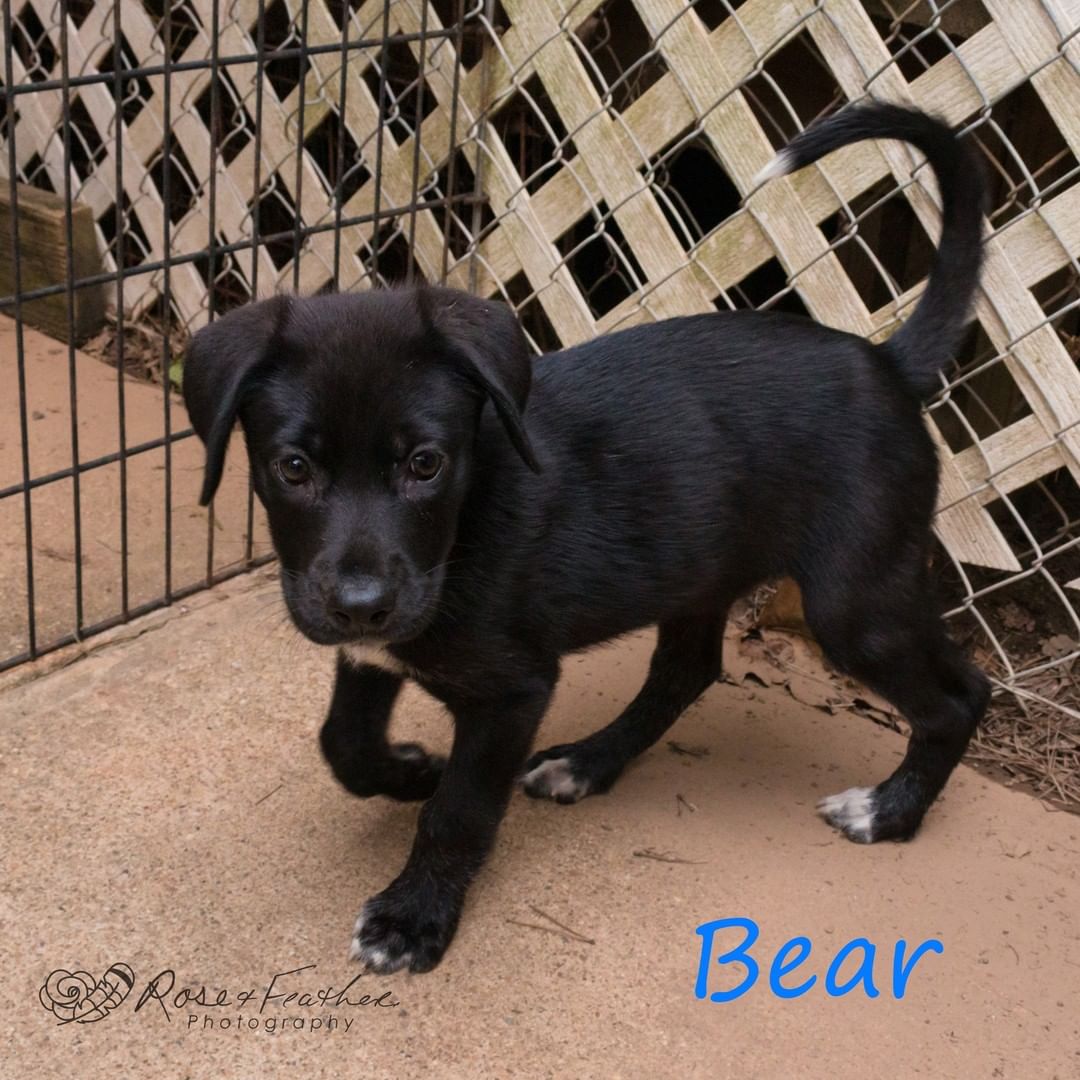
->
{"left": 275, "top": 454, "right": 311, "bottom": 486}
{"left": 408, "top": 449, "right": 444, "bottom": 482}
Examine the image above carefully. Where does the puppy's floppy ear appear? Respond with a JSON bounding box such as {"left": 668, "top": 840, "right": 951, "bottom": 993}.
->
{"left": 182, "top": 294, "right": 291, "bottom": 506}
{"left": 419, "top": 286, "right": 541, "bottom": 473}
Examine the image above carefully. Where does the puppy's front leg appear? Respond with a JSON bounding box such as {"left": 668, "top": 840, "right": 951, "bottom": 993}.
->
{"left": 320, "top": 654, "right": 444, "bottom": 802}
{"left": 350, "top": 677, "right": 553, "bottom": 974}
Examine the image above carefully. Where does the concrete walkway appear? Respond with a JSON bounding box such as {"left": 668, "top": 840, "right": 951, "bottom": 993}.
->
{"left": 2, "top": 570, "right": 1077, "bottom": 1078}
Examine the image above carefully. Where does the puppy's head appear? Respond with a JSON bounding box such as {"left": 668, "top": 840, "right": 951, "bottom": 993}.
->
{"left": 182, "top": 286, "right": 538, "bottom": 646}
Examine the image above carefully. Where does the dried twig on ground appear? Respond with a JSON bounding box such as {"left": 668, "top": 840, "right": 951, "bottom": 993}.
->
{"left": 632, "top": 847, "right": 702, "bottom": 864}
{"left": 667, "top": 740, "right": 709, "bottom": 758}
{"left": 506, "top": 905, "right": 595, "bottom": 945}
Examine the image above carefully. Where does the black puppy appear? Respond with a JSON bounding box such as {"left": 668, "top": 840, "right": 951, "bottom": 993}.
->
{"left": 184, "top": 103, "right": 989, "bottom": 974}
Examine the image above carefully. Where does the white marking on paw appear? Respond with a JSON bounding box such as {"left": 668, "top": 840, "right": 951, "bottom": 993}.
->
{"left": 341, "top": 642, "right": 411, "bottom": 677}
{"left": 364, "top": 946, "right": 390, "bottom": 970}
{"left": 521, "top": 757, "right": 591, "bottom": 802}
{"left": 348, "top": 911, "right": 366, "bottom": 962}
{"left": 349, "top": 909, "right": 403, "bottom": 971}
{"left": 752, "top": 147, "right": 794, "bottom": 187}
{"left": 817, "top": 786, "right": 877, "bottom": 843}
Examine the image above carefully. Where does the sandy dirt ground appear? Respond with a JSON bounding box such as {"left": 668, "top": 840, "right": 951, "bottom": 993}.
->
{"left": 1, "top": 569, "right": 1077, "bottom": 1079}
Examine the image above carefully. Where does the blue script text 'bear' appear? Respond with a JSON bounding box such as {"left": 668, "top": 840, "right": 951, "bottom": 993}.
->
{"left": 694, "top": 918, "right": 943, "bottom": 1002}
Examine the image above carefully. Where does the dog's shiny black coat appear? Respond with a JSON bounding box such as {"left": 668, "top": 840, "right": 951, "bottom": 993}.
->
{"left": 184, "top": 104, "right": 990, "bottom": 974}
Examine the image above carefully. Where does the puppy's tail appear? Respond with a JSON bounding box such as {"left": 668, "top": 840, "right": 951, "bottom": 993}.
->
{"left": 756, "top": 102, "right": 985, "bottom": 399}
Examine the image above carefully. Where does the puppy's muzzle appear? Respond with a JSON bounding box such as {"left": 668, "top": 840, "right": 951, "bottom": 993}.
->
{"left": 327, "top": 575, "right": 397, "bottom": 634}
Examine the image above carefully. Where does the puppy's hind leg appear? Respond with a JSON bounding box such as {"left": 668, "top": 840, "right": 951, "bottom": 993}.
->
{"left": 522, "top": 609, "right": 727, "bottom": 804}
{"left": 805, "top": 570, "right": 989, "bottom": 844}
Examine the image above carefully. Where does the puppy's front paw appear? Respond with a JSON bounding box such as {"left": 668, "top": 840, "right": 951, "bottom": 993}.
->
{"left": 325, "top": 740, "right": 445, "bottom": 801}
{"left": 349, "top": 881, "right": 460, "bottom": 974}
{"left": 384, "top": 743, "right": 446, "bottom": 801}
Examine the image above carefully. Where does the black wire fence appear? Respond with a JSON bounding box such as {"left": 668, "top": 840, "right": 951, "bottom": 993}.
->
{"left": 1, "top": 0, "right": 481, "bottom": 671}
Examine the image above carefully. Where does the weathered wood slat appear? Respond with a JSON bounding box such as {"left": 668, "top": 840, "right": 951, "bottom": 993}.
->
{"left": 0, "top": 181, "right": 105, "bottom": 343}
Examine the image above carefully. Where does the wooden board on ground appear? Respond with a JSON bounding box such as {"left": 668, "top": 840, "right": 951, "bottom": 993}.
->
{"left": 0, "top": 181, "right": 104, "bottom": 344}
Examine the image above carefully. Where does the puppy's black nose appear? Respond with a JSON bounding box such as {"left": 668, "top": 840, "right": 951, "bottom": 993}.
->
{"left": 328, "top": 576, "right": 396, "bottom": 633}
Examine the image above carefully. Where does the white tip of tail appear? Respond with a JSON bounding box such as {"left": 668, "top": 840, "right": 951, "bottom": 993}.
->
{"left": 752, "top": 148, "right": 795, "bottom": 188}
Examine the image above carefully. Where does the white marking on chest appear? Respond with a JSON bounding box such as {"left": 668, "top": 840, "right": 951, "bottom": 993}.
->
{"left": 340, "top": 642, "right": 411, "bottom": 677}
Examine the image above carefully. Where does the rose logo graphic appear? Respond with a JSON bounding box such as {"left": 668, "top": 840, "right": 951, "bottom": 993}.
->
{"left": 39, "top": 964, "right": 135, "bottom": 1024}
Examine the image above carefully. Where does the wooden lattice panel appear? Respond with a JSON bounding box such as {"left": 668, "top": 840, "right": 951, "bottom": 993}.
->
{"left": 3, "top": 0, "right": 1080, "bottom": 692}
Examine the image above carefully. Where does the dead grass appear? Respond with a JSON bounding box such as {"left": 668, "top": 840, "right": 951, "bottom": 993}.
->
{"left": 81, "top": 311, "right": 182, "bottom": 390}
{"left": 745, "top": 583, "right": 1080, "bottom": 815}
{"left": 966, "top": 654, "right": 1080, "bottom": 812}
